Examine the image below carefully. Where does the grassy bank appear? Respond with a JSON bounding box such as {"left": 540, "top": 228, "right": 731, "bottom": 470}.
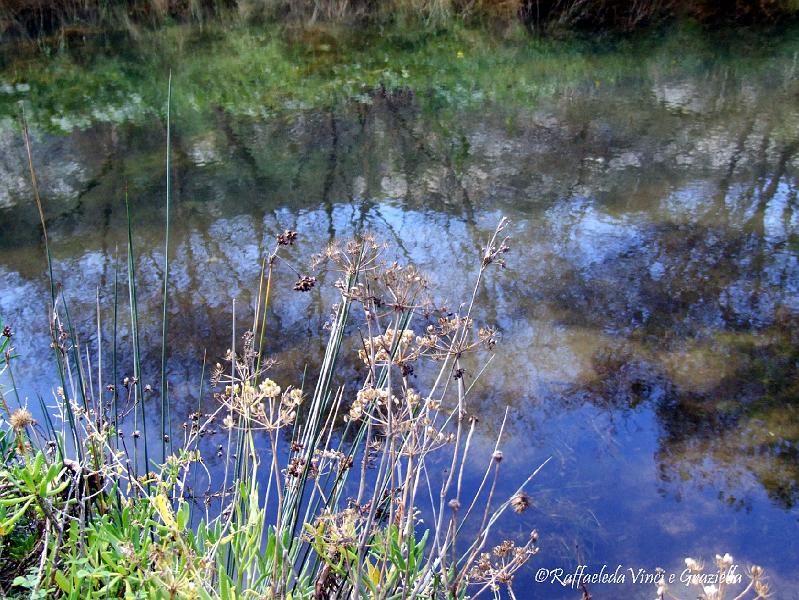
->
{"left": 2, "top": 0, "right": 799, "bottom": 41}
{"left": 3, "top": 20, "right": 799, "bottom": 135}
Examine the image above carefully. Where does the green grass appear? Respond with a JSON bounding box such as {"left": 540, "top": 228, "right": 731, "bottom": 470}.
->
{"left": 3, "top": 20, "right": 799, "bottom": 135}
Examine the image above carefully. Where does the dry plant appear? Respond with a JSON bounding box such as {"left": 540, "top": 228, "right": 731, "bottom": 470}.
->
{"left": 0, "top": 209, "right": 553, "bottom": 599}
{"left": 654, "top": 554, "right": 770, "bottom": 600}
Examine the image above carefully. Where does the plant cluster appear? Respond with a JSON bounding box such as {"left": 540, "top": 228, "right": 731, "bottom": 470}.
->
{"left": 0, "top": 213, "right": 553, "bottom": 599}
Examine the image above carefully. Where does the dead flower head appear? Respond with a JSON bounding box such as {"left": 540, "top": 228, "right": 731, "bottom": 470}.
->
{"left": 293, "top": 276, "right": 316, "bottom": 292}
{"left": 10, "top": 408, "right": 35, "bottom": 431}
{"left": 510, "top": 492, "right": 532, "bottom": 513}
{"left": 277, "top": 230, "right": 298, "bottom": 246}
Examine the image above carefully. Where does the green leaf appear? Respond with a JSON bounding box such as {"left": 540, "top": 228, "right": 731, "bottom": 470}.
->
{"left": 219, "top": 570, "right": 233, "bottom": 600}
{"left": 390, "top": 532, "right": 406, "bottom": 570}
{"left": 0, "top": 497, "right": 33, "bottom": 536}
{"left": 176, "top": 501, "right": 190, "bottom": 531}
{"left": 55, "top": 570, "right": 71, "bottom": 594}
{"left": 39, "top": 462, "right": 61, "bottom": 496}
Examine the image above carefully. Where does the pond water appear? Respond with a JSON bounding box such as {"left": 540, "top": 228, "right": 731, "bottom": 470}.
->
{"left": 1, "top": 23, "right": 799, "bottom": 598}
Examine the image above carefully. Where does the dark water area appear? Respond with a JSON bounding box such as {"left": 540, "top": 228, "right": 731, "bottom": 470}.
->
{"left": 1, "top": 23, "right": 799, "bottom": 598}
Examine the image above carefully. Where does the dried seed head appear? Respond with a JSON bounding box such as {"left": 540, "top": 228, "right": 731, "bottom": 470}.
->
{"left": 133, "top": 430, "right": 141, "bottom": 439}
{"left": 63, "top": 458, "right": 80, "bottom": 474}
{"left": 510, "top": 492, "right": 532, "bottom": 513}
{"left": 493, "top": 540, "right": 514, "bottom": 557}
{"left": 2, "top": 325, "right": 12, "bottom": 337}
{"left": 287, "top": 456, "right": 305, "bottom": 478}
{"left": 9, "top": 408, "right": 34, "bottom": 431}
{"left": 684, "top": 558, "right": 702, "bottom": 573}
{"left": 293, "top": 276, "right": 317, "bottom": 292}
{"left": 277, "top": 230, "right": 298, "bottom": 246}
{"left": 448, "top": 499, "right": 461, "bottom": 511}
{"left": 715, "top": 553, "right": 734, "bottom": 568}
{"left": 492, "top": 450, "right": 504, "bottom": 463}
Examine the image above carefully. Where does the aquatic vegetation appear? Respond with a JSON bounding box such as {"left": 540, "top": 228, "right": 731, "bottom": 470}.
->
{"left": 653, "top": 319, "right": 799, "bottom": 511}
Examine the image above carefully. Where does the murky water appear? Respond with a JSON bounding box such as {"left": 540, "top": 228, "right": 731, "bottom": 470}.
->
{"left": 1, "top": 24, "right": 799, "bottom": 598}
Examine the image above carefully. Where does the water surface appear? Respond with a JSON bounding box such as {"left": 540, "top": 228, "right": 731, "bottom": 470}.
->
{"left": 1, "top": 24, "right": 799, "bottom": 598}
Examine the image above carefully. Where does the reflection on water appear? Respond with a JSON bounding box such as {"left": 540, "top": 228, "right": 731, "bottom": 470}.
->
{"left": 1, "top": 24, "right": 799, "bottom": 598}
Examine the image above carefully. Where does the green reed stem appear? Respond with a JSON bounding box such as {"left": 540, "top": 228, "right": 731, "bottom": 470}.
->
{"left": 20, "top": 106, "right": 55, "bottom": 309}
{"left": 126, "top": 193, "right": 149, "bottom": 485}
{"left": 161, "top": 71, "right": 173, "bottom": 463}
{"left": 96, "top": 287, "right": 103, "bottom": 428}
{"left": 3, "top": 350, "right": 21, "bottom": 408}
{"left": 21, "top": 105, "right": 83, "bottom": 461}
{"left": 36, "top": 393, "right": 60, "bottom": 456}
{"left": 188, "top": 350, "right": 206, "bottom": 523}
{"left": 112, "top": 249, "right": 120, "bottom": 448}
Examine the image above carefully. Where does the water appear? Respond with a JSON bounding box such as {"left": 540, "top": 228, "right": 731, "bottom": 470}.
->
{"left": 1, "top": 23, "right": 799, "bottom": 598}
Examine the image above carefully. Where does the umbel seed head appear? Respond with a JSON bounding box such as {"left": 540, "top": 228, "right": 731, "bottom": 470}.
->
{"left": 511, "top": 492, "right": 532, "bottom": 513}
{"left": 293, "top": 276, "right": 316, "bottom": 292}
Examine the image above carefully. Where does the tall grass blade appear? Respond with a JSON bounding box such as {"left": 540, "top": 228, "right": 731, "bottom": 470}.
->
{"left": 161, "top": 71, "right": 173, "bottom": 462}
{"left": 112, "top": 249, "right": 120, "bottom": 448}
{"left": 20, "top": 106, "right": 82, "bottom": 460}
{"left": 126, "top": 192, "right": 149, "bottom": 483}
